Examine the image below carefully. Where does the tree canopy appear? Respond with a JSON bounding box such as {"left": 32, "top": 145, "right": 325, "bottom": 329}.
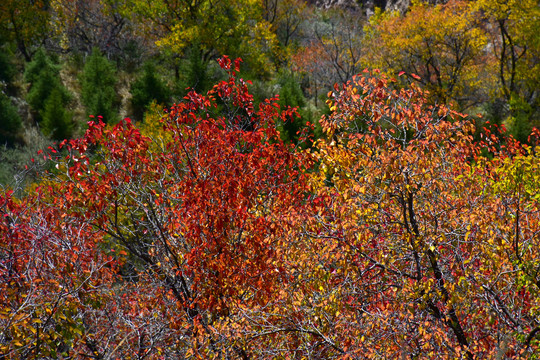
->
{"left": 2, "top": 56, "right": 540, "bottom": 358}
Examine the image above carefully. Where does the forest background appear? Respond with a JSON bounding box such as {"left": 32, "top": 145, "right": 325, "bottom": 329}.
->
{"left": 2, "top": 0, "right": 540, "bottom": 358}
{"left": 1, "top": 0, "right": 539, "bottom": 184}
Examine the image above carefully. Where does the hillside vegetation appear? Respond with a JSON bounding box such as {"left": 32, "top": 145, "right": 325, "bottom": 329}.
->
{"left": 1, "top": 1, "right": 540, "bottom": 358}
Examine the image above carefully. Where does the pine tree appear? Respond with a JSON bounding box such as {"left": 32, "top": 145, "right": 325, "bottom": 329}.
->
{"left": 130, "top": 62, "right": 170, "bottom": 121}
{"left": 277, "top": 70, "right": 312, "bottom": 144}
{"left": 24, "top": 49, "right": 71, "bottom": 122}
{"left": 0, "top": 92, "right": 22, "bottom": 147}
{"left": 0, "top": 45, "right": 16, "bottom": 96}
{"left": 23, "top": 49, "right": 57, "bottom": 85}
{"left": 0, "top": 43, "right": 22, "bottom": 146}
{"left": 41, "top": 88, "right": 73, "bottom": 141}
{"left": 80, "top": 48, "right": 118, "bottom": 123}
{"left": 187, "top": 43, "right": 208, "bottom": 93}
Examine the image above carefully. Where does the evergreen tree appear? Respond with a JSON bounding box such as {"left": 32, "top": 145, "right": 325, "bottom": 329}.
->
{"left": 0, "top": 45, "right": 16, "bottom": 96}
{"left": 24, "top": 49, "right": 71, "bottom": 122}
{"left": 187, "top": 43, "right": 208, "bottom": 93}
{"left": 130, "top": 62, "right": 170, "bottom": 121}
{"left": 41, "top": 88, "right": 74, "bottom": 141}
{"left": 0, "top": 91, "right": 22, "bottom": 147}
{"left": 277, "top": 70, "right": 310, "bottom": 144}
{"left": 0, "top": 42, "right": 22, "bottom": 146}
{"left": 508, "top": 94, "right": 534, "bottom": 144}
{"left": 24, "top": 49, "right": 59, "bottom": 85}
{"left": 80, "top": 48, "right": 118, "bottom": 123}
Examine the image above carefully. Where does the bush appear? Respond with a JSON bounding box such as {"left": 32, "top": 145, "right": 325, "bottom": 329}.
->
{"left": 80, "top": 48, "right": 118, "bottom": 123}
{"left": 0, "top": 127, "right": 53, "bottom": 187}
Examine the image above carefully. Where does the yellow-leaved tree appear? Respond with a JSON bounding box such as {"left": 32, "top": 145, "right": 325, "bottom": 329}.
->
{"left": 299, "top": 72, "right": 540, "bottom": 358}
{"left": 123, "top": 0, "right": 278, "bottom": 76}
{"left": 362, "top": 0, "right": 496, "bottom": 111}
{"left": 473, "top": 0, "right": 540, "bottom": 141}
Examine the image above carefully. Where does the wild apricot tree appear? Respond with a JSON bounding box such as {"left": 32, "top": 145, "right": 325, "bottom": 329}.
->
{"left": 302, "top": 70, "right": 540, "bottom": 358}
{"left": 0, "top": 186, "right": 117, "bottom": 357}
{"left": 1, "top": 56, "right": 312, "bottom": 358}
{"left": 2, "top": 55, "right": 540, "bottom": 359}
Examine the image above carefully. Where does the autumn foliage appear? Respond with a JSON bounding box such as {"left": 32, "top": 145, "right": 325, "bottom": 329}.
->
{"left": 309, "top": 72, "right": 540, "bottom": 358}
{"left": 2, "top": 57, "right": 540, "bottom": 358}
